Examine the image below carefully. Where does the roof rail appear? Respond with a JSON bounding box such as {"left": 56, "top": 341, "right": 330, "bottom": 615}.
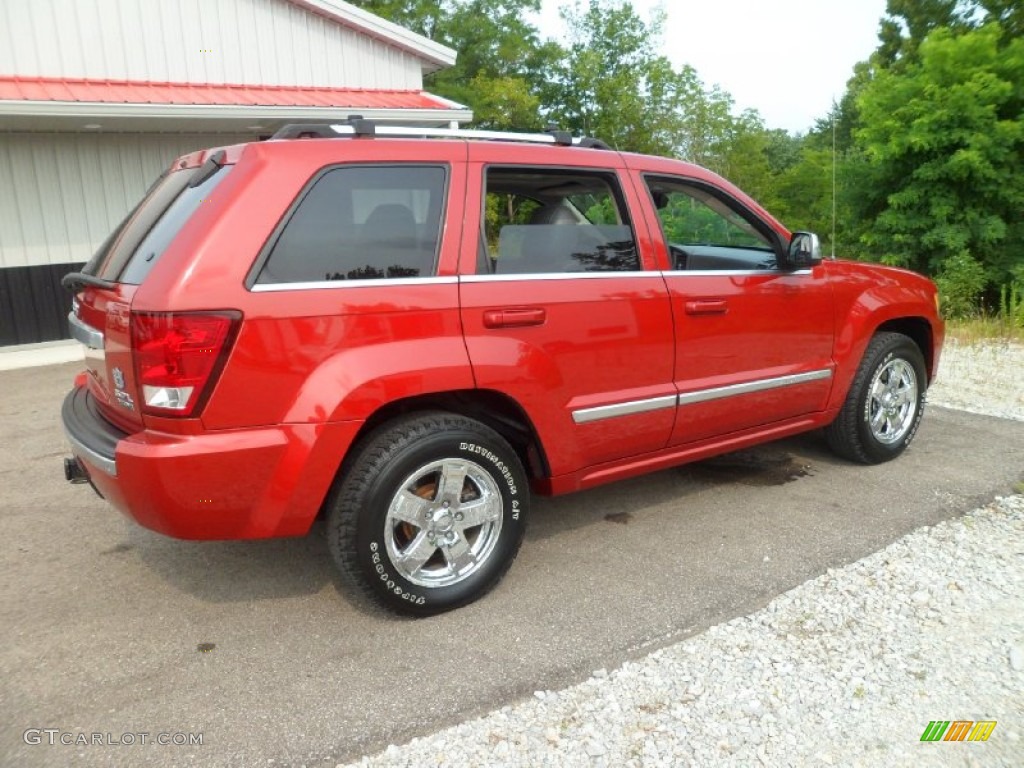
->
{"left": 269, "top": 117, "right": 611, "bottom": 149}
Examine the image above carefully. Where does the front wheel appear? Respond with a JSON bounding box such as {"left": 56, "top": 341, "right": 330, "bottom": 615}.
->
{"left": 326, "top": 412, "right": 529, "bottom": 615}
{"left": 826, "top": 332, "right": 927, "bottom": 464}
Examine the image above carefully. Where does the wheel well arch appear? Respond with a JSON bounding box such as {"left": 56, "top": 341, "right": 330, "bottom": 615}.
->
{"left": 351, "top": 389, "right": 550, "bottom": 481}
{"left": 875, "top": 317, "right": 935, "bottom": 383}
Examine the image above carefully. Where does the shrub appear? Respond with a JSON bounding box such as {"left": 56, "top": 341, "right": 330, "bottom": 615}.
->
{"left": 935, "top": 252, "right": 987, "bottom": 319}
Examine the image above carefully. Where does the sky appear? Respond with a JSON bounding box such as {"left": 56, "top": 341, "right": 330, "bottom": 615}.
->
{"left": 533, "top": 0, "right": 890, "bottom": 134}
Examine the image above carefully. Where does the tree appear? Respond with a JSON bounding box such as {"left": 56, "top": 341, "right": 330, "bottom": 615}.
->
{"left": 876, "top": 0, "right": 968, "bottom": 68}
{"left": 852, "top": 23, "right": 1024, "bottom": 292}
{"left": 348, "top": 0, "right": 446, "bottom": 38}
{"left": 543, "top": 0, "right": 672, "bottom": 152}
{"left": 351, "top": 0, "right": 555, "bottom": 128}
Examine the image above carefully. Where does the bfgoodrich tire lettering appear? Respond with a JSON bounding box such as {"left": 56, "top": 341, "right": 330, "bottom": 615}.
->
{"left": 826, "top": 332, "right": 927, "bottom": 464}
{"left": 326, "top": 412, "right": 529, "bottom": 615}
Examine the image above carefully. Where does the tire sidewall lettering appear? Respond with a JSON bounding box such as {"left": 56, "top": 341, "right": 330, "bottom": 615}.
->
{"left": 365, "top": 536, "right": 426, "bottom": 605}
{"left": 458, "top": 442, "right": 518, "bottom": 497}
{"left": 365, "top": 437, "right": 524, "bottom": 608}
{"left": 336, "top": 417, "right": 530, "bottom": 614}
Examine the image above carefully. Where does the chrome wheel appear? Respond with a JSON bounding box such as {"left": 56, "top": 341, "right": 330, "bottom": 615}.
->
{"left": 866, "top": 358, "right": 918, "bottom": 445}
{"left": 383, "top": 458, "right": 504, "bottom": 588}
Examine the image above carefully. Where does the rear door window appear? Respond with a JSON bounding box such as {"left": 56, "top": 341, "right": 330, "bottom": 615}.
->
{"left": 482, "top": 168, "right": 639, "bottom": 275}
{"left": 255, "top": 165, "right": 447, "bottom": 284}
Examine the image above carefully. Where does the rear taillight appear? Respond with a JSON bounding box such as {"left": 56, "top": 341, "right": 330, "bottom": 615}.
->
{"left": 131, "top": 311, "right": 241, "bottom": 417}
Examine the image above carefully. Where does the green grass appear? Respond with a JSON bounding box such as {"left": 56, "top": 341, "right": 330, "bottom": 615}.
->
{"left": 945, "top": 316, "right": 1024, "bottom": 344}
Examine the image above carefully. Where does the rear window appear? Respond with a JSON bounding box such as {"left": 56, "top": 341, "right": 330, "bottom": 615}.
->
{"left": 255, "top": 165, "right": 447, "bottom": 284}
{"left": 92, "top": 161, "right": 232, "bottom": 285}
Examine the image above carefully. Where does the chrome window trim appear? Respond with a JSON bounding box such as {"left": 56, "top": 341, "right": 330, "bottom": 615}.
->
{"left": 572, "top": 395, "right": 678, "bottom": 424}
{"left": 64, "top": 428, "right": 117, "bottom": 477}
{"left": 68, "top": 311, "right": 104, "bottom": 349}
{"left": 251, "top": 276, "right": 459, "bottom": 292}
{"left": 462, "top": 271, "right": 660, "bottom": 283}
{"left": 677, "top": 369, "right": 833, "bottom": 406}
{"left": 662, "top": 269, "right": 813, "bottom": 277}
{"left": 253, "top": 271, "right": 812, "bottom": 288}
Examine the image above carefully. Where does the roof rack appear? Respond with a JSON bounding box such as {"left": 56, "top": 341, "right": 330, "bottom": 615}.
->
{"left": 269, "top": 117, "right": 612, "bottom": 150}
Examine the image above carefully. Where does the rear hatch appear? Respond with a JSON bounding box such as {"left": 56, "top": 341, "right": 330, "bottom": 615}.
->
{"left": 66, "top": 150, "right": 234, "bottom": 432}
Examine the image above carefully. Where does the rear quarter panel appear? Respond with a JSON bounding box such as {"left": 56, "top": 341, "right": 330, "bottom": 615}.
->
{"left": 131, "top": 140, "right": 474, "bottom": 429}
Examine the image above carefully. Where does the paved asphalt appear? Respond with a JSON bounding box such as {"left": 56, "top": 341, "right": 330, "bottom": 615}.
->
{"left": 1, "top": 362, "right": 1022, "bottom": 767}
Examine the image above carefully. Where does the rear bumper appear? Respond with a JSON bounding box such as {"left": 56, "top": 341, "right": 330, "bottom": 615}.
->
{"left": 61, "top": 386, "right": 362, "bottom": 540}
{"left": 62, "top": 386, "right": 123, "bottom": 476}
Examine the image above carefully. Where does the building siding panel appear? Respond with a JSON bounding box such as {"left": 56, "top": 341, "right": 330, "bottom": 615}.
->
{"left": 0, "top": 0, "right": 425, "bottom": 90}
{"left": 0, "top": 132, "right": 253, "bottom": 346}
{"left": 0, "top": 132, "right": 252, "bottom": 270}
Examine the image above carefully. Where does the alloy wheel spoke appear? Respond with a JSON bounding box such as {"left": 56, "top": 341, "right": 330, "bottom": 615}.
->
{"left": 870, "top": 378, "right": 887, "bottom": 400}
{"left": 455, "top": 493, "right": 502, "bottom": 529}
{"left": 871, "top": 407, "right": 887, "bottom": 430}
{"left": 390, "top": 489, "right": 432, "bottom": 526}
{"left": 398, "top": 531, "right": 437, "bottom": 575}
{"left": 437, "top": 461, "right": 469, "bottom": 504}
{"left": 444, "top": 535, "right": 476, "bottom": 573}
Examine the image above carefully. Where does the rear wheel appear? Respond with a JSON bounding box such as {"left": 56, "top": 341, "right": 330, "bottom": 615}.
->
{"left": 326, "top": 412, "right": 528, "bottom": 615}
{"left": 826, "top": 332, "right": 927, "bottom": 464}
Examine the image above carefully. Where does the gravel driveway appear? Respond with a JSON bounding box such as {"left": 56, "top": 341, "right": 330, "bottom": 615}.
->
{"left": 345, "top": 341, "right": 1024, "bottom": 768}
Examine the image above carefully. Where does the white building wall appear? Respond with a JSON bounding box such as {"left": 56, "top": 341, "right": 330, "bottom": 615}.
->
{"left": 0, "top": 132, "right": 252, "bottom": 269}
{"left": 1, "top": 0, "right": 424, "bottom": 90}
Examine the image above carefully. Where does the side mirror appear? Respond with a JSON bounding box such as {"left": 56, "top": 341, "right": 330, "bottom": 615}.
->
{"left": 785, "top": 231, "right": 823, "bottom": 269}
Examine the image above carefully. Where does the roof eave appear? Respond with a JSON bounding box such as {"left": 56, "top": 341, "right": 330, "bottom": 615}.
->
{"left": 290, "top": 0, "right": 457, "bottom": 71}
{"left": 0, "top": 100, "right": 471, "bottom": 120}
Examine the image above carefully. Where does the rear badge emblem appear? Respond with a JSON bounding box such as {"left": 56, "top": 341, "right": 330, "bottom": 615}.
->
{"left": 112, "top": 367, "right": 135, "bottom": 411}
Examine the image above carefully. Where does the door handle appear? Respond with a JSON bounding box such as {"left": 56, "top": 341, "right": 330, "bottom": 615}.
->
{"left": 685, "top": 299, "right": 728, "bottom": 315}
{"left": 483, "top": 307, "right": 547, "bottom": 328}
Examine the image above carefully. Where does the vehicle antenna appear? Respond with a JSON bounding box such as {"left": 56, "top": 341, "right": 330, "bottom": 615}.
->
{"left": 832, "top": 97, "right": 837, "bottom": 259}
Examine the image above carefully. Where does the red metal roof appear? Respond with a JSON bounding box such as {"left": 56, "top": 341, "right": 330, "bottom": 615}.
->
{"left": 0, "top": 76, "right": 455, "bottom": 110}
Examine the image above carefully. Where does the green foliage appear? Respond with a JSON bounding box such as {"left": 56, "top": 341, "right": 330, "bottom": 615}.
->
{"left": 935, "top": 252, "right": 988, "bottom": 317}
{"left": 876, "top": 0, "right": 967, "bottom": 69}
{"left": 348, "top": 0, "right": 446, "bottom": 37}
{"left": 351, "top": 0, "right": 552, "bottom": 129}
{"left": 357, "top": 0, "right": 1024, "bottom": 333}
{"left": 544, "top": 1, "right": 679, "bottom": 154}
{"left": 1000, "top": 281, "right": 1024, "bottom": 328}
{"left": 852, "top": 23, "right": 1024, "bottom": 290}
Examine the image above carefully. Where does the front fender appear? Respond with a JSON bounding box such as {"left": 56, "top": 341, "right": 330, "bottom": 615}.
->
{"left": 827, "top": 261, "right": 942, "bottom": 410}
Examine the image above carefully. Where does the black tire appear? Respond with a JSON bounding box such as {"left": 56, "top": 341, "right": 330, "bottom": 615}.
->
{"left": 826, "top": 332, "right": 927, "bottom": 464}
{"left": 326, "top": 411, "right": 529, "bottom": 616}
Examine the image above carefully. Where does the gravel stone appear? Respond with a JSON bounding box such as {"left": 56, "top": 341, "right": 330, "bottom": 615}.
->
{"left": 1010, "top": 645, "right": 1024, "bottom": 672}
{"left": 340, "top": 342, "right": 1024, "bottom": 767}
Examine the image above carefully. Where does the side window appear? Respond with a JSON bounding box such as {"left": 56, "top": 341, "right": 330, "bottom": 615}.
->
{"left": 257, "top": 165, "right": 446, "bottom": 284}
{"left": 481, "top": 168, "right": 639, "bottom": 275}
{"left": 646, "top": 177, "right": 777, "bottom": 271}
{"left": 119, "top": 166, "right": 232, "bottom": 284}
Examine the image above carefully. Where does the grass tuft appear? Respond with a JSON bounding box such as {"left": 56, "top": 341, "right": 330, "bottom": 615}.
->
{"left": 945, "top": 317, "right": 1024, "bottom": 344}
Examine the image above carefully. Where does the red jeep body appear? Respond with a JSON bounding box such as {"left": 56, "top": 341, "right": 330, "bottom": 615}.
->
{"left": 62, "top": 128, "right": 942, "bottom": 612}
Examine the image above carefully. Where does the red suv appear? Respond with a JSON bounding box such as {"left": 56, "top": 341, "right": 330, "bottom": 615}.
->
{"left": 62, "top": 121, "right": 944, "bottom": 614}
